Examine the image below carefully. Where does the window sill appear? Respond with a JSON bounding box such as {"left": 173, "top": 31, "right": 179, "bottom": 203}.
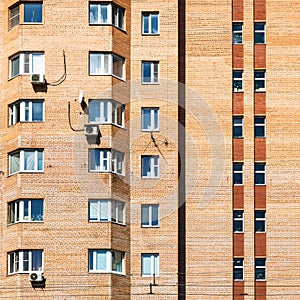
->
{"left": 21, "top": 22, "right": 43, "bottom": 25}
{"left": 89, "top": 170, "right": 125, "bottom": 176}
{"left": 89, "top": 271, "right": 126, "bottom": 276}
{"left": 142, "top": 82, "right": 160, "bottom": 85}
{"left": 233, "top": 184, "right": 244, "bottom": 186}
{"left": 142, "top": 129, "right": 159, "bottom": 132}
{"left": 254, "top": 184, "right": 266, "bottom": 186}
{"left": 233, "top": 231, "right": 244, "bottom": 234}
{"left": 142, "top": 176, "right": 159, "bottom": 179}
{"left": 89, "top": 23, "right": 127, "bottom": 34}
{"left": 142, "top": 274, "right": 159, "bottom": 278}
{"left": 8, "top": 221, "right": 44, "bottom": 225}
{"left": 142, "top": 225, "right": 159, "bottom": 228}
{"left": 88, "top": 122, "right": 125, "bottom": 130}
{"left": 142, "top": 33, "right": 160, "bottom": 36}
{"left": 89, "top": 220, "right": 126, "bottom": 226}
{"left": 233, "top": 90, "right": 244, "bottom": 93}
{"left": 233, "top": 136, "right": 244, "bottom": 139}
{"left": 254, "top": 90, "right": 266, "bottom": 93}
{"left": 8, "top": 171, "right": 44, "bottom": 177}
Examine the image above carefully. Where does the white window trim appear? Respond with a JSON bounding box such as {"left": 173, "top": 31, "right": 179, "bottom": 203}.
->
{"left": 142, "top": 108, "right": 159, "bottom": 132}
{"left": 232, "top": 23, "right": 243, "bottom": 44}
{"left": 142, "top": 12, "right": 159, "bottom": 35}
{"left": 141, "top": 253, "right": 159, "bottom": 277}
{"left": 254, "top": 70, "right": 266, "bottom": 92}
{"left": 233, "top": 116, "right": 243, "bottom": 138}
{"left": 233, "top": 210, "right": 244, "bottom": 233}
{"left": 233, "top": 258, "right": 244, "bottom": 281}
{"left": 233, "top": 70, "right": 243, "bottom": 92}
{"left": 254, "top": 22, "right": 266, "bottom": 44}
{"left": 254, "top": 116, "right": 266, "bottom": 138}
{"left": 255, "top": 258, "right": 266, "bottom": 281}
{"left": 141, "top": 204, "right": 159, "bottom": 227}
{"left": 142, "top": 155, "right": 159, "bottom": 178}
{"left": 255, "top": 210, "right": 266, "bottom": 233}
{"left": 9, "top": 4, "right": 20, "bottom": 29}
{"left": 233, "top": 162, "right": 243, "bottom": 185}
{"left": 142, "top": 61, "right": 159, "bottom": 84}
{"left": 254, "top": 162, "right": 266, "bottom": 185}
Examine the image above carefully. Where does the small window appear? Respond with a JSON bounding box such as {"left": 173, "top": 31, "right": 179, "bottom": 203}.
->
{"left": 254, "top": 70, "right": 266, "bottom": 92}
{"left": 233, "top": 116, "right": 243, "bottom": 138}
{"left": 9, "top": 149, "right": 44, "bottom": 175}
{"left": 9, "top": 4, "right": 20, "bottom": 29}
{"left": 254, "top": 22, "right": 266, "bottom": 44}
{"left": 142, "top": 61, "right": 159, "bottom": 84}
{"left": 24, "top": 3, "right": 43, "bottom": 23}
{"left": 8, "top": 250, "right": 43, "bottom": 274}
{"left": 255, "top": 258, "right": 266, "bottom": 280}
{"left": 232, "top": 23, "right": 243, "bottom": 44}
{"left": 141, "top": 204, "right": 159, "bottom": 227}
{"left": 233, "top": 70, "right": 243, "bottom": 92}
{"left": 233, "top": 210, "right": 244, "bottom": 233}
{"left": 233, "top": 163, "right": 243, "bottom": 185}
{"left": 8, "top": 199, "right": 44, "bottom": 224}
{"left": 254, "top": 116, "right": 266, "bottom": 138}
{"left": 141, "top": 253, "right": 159, "bottom": 277}
{"left": 89, "top": 250, "right": 125, "bottom": 274}
{"left": 254, "top": 163, "right": 266, "bottom": 185}
{"left": 142, "top": 108, "right": 159, "bottom": 131}
{"left": 255, "top": 210, "right": 266, "bottom": 232}
{"left": 142, "top": 12, "right": 159, "bottom": 34}
{"left": 233, "top": 258, "right": 244, "bottom": 281}
{"left": 142, "top": 155, "right": 159, "bottom": 178}
{"left": 9, "top": 100, "right": 44, "bottom": 126}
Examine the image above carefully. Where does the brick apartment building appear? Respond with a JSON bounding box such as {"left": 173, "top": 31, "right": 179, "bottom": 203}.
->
{"left": 0, "top": 0, "right": 300, "bottom": 299}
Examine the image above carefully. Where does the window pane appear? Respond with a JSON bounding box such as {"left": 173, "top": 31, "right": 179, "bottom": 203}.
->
{"left": 23, "top": 251, "right": 29, "bottom": 271}
{"left": 95, "top": 250, "right": 107, "bottom": 271}
{"left": 11, "top": 56, "right": 20, "bottom": 78}
{"left": 113, "top": 55, "right": 123, "bottom": 78}
{"left": 152, "top": 205, "right": 158, "bottom": 226}
{"left": 89, "top": 201, "right": 99, "bottom": 221}
{"left": 10, "top": 152, "right": 20, "bottom": 174}
{"left": 151, "top": 14, "right": 158, "bottom": 34}
{"left": 143, "top": 14, "right": 149, "bottom": 33}
{"left": 90, "top": 54, "right": 100, "bottom": 74}
{"left": 255, "top": 220, "right": 265, "bottom": 232}
{"left": 141, "top": 205, "right": 149, "bottom": 226}
{"left": 255, "top": 173, "right": 265, "bottom": 185}
{"left": 142, "top": 255, "right": 151, "bottom": 275}
{"left": 142, "top": 157, "right": 151, "bottom": 177}
{"left": 142, "top": 109, "right": 151, "bottom": 130}
{"left": 112, "top": 251, "right": 123, "bottom": 272}
{"left": 24, "top": 3, "right": 42, "bottom": 23}
{"left": 100, "top": 200, "right": 109, "bottom": 221}
{"left": 32, "top": 102, "right": 43, "bottom": 121}
{"left": 31, "top": 200, "right": 44, "bottom": 221}
{"left": 118, "top": 202, "right": 124, "bottom": 223}
{"left": 142, "top": 63, "right": 151, "bottom": 82}
{"left": 89, "top": 149, "right": 100, "bottom": 171}
{"left": 32, "top": 54, "right": 45, "bottom": 74}
{"left": 9, "top": 5, "right": 20, "bottom": 28}
{"left": 31, "top": 250, "right": 43, "bottom": 271}
{"left": 37, "top": 151, "right": 43, "bottom": 170}
{"left": 89, "top": 100, "right": 100, "bottom": 122}
{"left": 89, "top": 4, "right": 98, "bottom": 24}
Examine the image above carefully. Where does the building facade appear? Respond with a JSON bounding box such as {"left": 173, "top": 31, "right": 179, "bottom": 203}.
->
{"left": 0, "top": 0, "right": 299, "bottom": 299}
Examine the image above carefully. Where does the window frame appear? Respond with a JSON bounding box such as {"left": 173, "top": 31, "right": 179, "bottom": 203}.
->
{"left": 254, "top": 70, "right": 266, "bottom": 92}
{"left": 233, "top": 70, "right": 243, "bottom": 92}
{"left": 233, "top": 116, "right": 243, "bottom": 138}
{"left": 8, "top": 199, "right": 44, "bottom": 224}
{"left": 141, "top": 253, "right": 159, "bottom": 277}
{"left": 9, "top": 4, "right": 20, "bottom": 29}
{"left": 254, "top": 116, "right": 266, "bottom": 138}
{"left": 141, "top": 155, "right": 159, "bottom": 178}
{"left": 233, "top": 258, "right": 244, "bottom": 281}
{"left": 232, "top": 23, "right": 243, "bottom": 44}
{"left": 254, "top": 22, "right": 266, "bottom": 44}
{"left": 233, "top": 162, "right": 243, "bottom": 185}
{"left": 255, "top": 210, "right": 266, "bottom": 233}
{"left": 255, "top": 258, "right": 266, "bottom": 281}
{"left": 141, "top": 204, "right": 159, "bottom": 227}
{"left": 141, "top": 107, "right": 159, "bottom": 132}
{"left": 233, "top": 210, "right": 244, "bottom": 233}
{"left": 8, "top": 250, "right": 43, "bottom": 275}
{"left": 23, "top": 2, "right": 43, "bottom": 24}
{"left": 254, "top": 162, "right": 266, "bottom": 185}
{"left": 142, "top": 61, "right": 159, "bottom": 84}
{"left": 9, "top": 149, "right": 44, "bottom": 175}
{"left": 88, "top": 249, "right": 125, "bottom": 274}
{"left": 142, "top": 12, "right": 159, "bottom": 35}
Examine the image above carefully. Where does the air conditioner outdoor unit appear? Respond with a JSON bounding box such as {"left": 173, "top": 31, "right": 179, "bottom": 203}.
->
{"left": 29, "top": 271, "right": 43, "bottom": 282}
{"left": 31, "top": 73, "right": 45, "bottom": 85}
{"left": 84, "top": 124, "right": 99, "bottom": 136}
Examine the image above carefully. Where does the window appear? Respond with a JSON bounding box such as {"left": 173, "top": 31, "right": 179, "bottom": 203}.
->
{"left": 142, "top": 61, "right": 159, "bottom": 84}
{"left": 233, "top": 163, "right": 243, "bottom": 185}
{"left": 142, "top": 108, "right": 159, "bottom": 131}
{"left": 254, "top": 22, "right": 266, "bottom": 44}
{"left": 9, "top": 4, "right": 20, "bottom": 29}
{"left": 9, "top": 149, "right": 44, "bottom": 175}
{"left": 89, "top": 53, "right": 125, "bottom": 79}
{"left": 8, "top": 199, "right": 44, "bottom": 224}
{"left": 255, "top": 210, "right": 266, "bottom": 232}
{"left": 89, "top": 199, "right": 125, "bottom": 224}
{"left": 254, "top": 163, "right": 266, "bottom": 185}
{"left": 232, "top": 23, "right": 243, "bottom": 44}
{"left": 89, "top": 250, "right": 125, "bottom": 274}
{"left": 24, "top": 3, "right": 43, "bottom": 23}
{"left": 254, "top": 116, "right": 266, "bottom": 138}
{"left": 89, "top": 149, "right": 124, "bottom": 175}
{"left": 233, "top": 70, "right": 243, "bottom": 92}
{"left": 233, "top": 210, "right": 244, "bottom": 233}
{"left": 255, "top": 258, "right": 266, "bottom": 280}
{"left": 89, "top": 3, "right": 125, "bottom": 30}
{"left": 8, "top": 250, "right": 43, "bottom": 274}
{"left": 233, "top": 258, "right": 244, "bottom": 280}
{"left": 10, "top": 52, "right": 45, "bottom": 79}
{"left": 142, "top": 12, "right": 159, "bottom": 34}
{"left": 9, "top": 100, "right": 44, "bottom": 126}
{"left": 254, "top": 70, "right": 266, "bottom": 92}
{"left": 141, "top": 254, "right": 159, "bottom": 276}
{"left": 142, "top": 155, "right": 159, "bottom": 178}
{"left": 141, "top": 204, "right": 159, "bottom": 227}
{"left": 89, "top": 99, "right": 124, "bottom": 127}
{"left": 233, "top": 116, "right": 243, "bottom": 138}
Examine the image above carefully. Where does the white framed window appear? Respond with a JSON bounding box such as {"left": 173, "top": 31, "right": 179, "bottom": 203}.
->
{"left": 89, "top": 53, "right": 125, "bottom": 79}
{"left": 233, "top": 162, "right": 243, "bottom": 185}
{"left": 8, "top": 199, "right": 44, "bottom": 224}
{"left": 233, "top": 210, "right": 243, "bottom": 233}
{"left": 141, "top": 204, "right": 159, "bottom": 227}
{"left": 232, "top": 23, "right": 243, "bottom": 44}
{"left": 142, "top": 155, "right": 159, "bottom": 178}
{"left": 9, "top": 52, "right": 45, "bottom": 79}
{"left": 89, "top": 199, "right": 125, "bottom": 224}
{"left": 9, "top": 149, "right": 44, "bottom": 175}
{"left": 233, "top": 258, "right": 244, "bottom": 281}
{"left": 9, "top": 100, "right": 44, "bottom": 126}
{"left": 89, "top": 2, "right": 125, "bottom": 30}
{"left": 142, "top": 108, "right": 159, "bottom": 131}
{"left": 88, "top": 149, "right": 124, "bottom": 175}
{"left": 89, "top": 250, "right": 125, "bottom": 274}
{"left": 254, "top": 116, "right": 266, "bottom": 138}
{"left": 8, "top": 250, "right": 43, "bottom": 274}
{"left": 141, "top": 253, "right": 159, "bottom": 277}
{"left": 142, "top": 12, "right": 159, "bottom": 34}
{"left": 255, "top": 258, "right": 266, "bottom": 280}
{"left": 254, "top": 163, "right": 266, "bottom": 185}
{"left": 142, "top": 61, "right": 159, "bottom": 84}
{"left": 233, "top": 116, "right": 243, "bottom": 138}
{"left": 255, "top": 210, "right": 266, "bottom": 233}
{"left": 254, "top": 22, "right": 266, "bottom": 44}
{"left": 9, "top": 4, "right": 20, "bottom": 29}
{"left": 89, "top": 99, "right": 124, "bottom": 127}
{"left": 254, "top": 70, "right": 266, "bottom": 92}
{"left": 233, "top": 70, "right": 243, "bottom": 92}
